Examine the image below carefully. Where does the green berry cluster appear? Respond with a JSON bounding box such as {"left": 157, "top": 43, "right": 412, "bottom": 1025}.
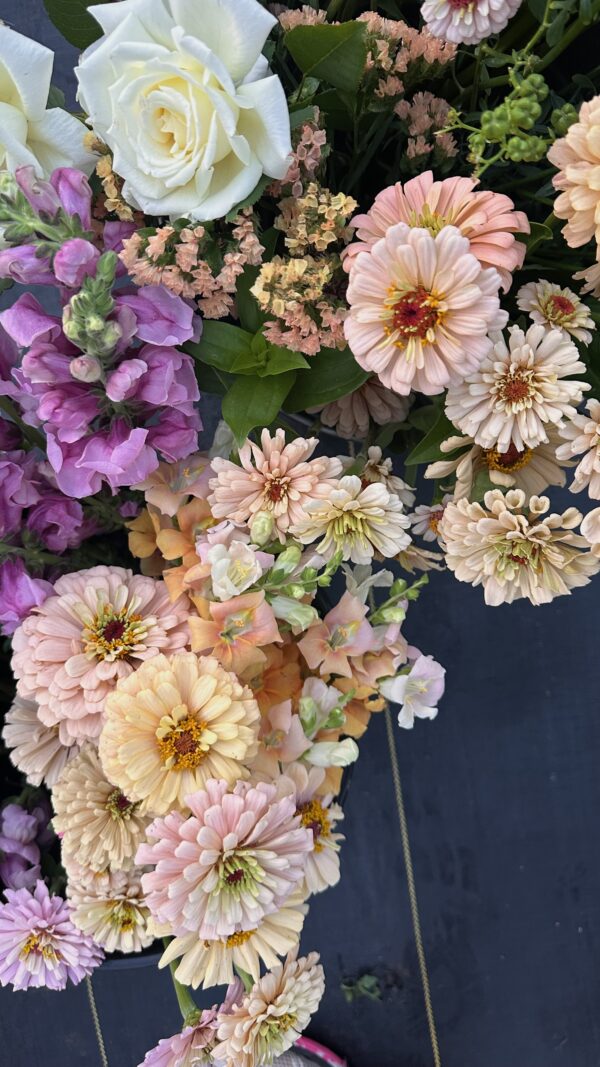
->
{"left": 469, "top": 73, "right": 551, "bottom": 170}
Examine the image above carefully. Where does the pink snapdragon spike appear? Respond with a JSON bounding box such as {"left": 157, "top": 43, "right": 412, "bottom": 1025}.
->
{"left": 298, "top": 592, "right": 378, "bottom": 678}
{"left": 116, "top": 285, "right": 201, "bottom": 346}
{"left": 0, "top": 559, "right": 53, "bottom": 638}
{"left": 0, "top": 246, "right": 54, "bottom": 286}
{"left": 0, "top": 881, "right": 103, "bottom": 990}
{"left": 53, "top": 238, "right": 100, "bottom": 288}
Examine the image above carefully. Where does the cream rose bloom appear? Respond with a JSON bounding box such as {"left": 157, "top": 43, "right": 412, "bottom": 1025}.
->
{"left": 76, "top": 0, "right": 292, "bottom": 221}
{"left": 0, "top": 25, "right": 93, "bottom": 177}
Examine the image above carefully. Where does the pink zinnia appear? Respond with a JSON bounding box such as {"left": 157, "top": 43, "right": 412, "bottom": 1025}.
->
{"left": 139, "top": 1010, "right": 218, "bottom": 1067}
{"left": 11, "top": 566, "right": 189, "bottom": 745}
{"left": 137, "top": 778, "right": 313, "bottom": 941}
{"left": 344, "top": 172, "right": 529, "bottom": 291}
{"left": 0, "top": 881, "right": 103, "bottom": 991}
{"left": 208, "top": 429, "right": 342, "bottom": 543}
{"left": 344, "top": 223, "right": 506, "bottom": 397}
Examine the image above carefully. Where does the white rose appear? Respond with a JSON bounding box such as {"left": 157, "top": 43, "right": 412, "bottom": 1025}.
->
{"left": 76, "top": 0, "right": 293, "bottom": 221}
{"left": 0, "top": 25, "right": 94, "bottom": 177}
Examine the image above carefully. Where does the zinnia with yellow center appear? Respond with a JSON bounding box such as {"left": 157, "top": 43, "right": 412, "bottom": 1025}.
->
{"left": 344, "top": 223, "right": 506, "bottom": 397}
{"left": 99, "top": 653, "right": 260, "bottom": 816}
{"left": 52, "top": 745, "right": 151, "bottom": 872}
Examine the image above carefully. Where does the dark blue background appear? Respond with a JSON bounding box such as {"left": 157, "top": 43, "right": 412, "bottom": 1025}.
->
{"left": 1, "top": 6, "right": 600, "bottom": 1065}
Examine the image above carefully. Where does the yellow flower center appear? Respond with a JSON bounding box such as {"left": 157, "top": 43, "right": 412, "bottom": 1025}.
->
{"left": 298, "top": 798, "right": 330, "bottom": 853}
{"left": 383, "top": 285, "right": 442, "bottom": 349}
{"left": 105, "top": 788, "right": 138, "bottom": 821}
{"left": 83, "top": 602, "right": 150, "bottom": 662}
{"left": 544, "top": 292, "right": 576, "bottom": 325}
{"left": 20, "top": 933, "right": 59, "bottom": 962}
{"left": 485, "top": 443, "right": 533, "bottom": 474}
{"left": 263, "top": 1012, "right": 298, "bottom": 1039}
{"left": 156, "top": 711, "right": 208, "bottom": 770}
{"left": 495, "top": 370, "right": 535, "bottom": 410}
{"left": 108, "top": 900, "right": 139, "bottom": 932}
{"left": 224, "top": 929, "right": 255, "bottom": 948}
{"left": 409, "top": 204, "right": 451, "bottom": 236}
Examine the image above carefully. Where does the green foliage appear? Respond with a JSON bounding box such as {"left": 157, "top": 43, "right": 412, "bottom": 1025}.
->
{"left": 187, "top": 321, "right": 309, "bottom": 378}
{"left": 43, "top": 0, "right": 101, "bottom": 49}
{"left": 284, "top": 347, "right": 369, "bottom": 412}
{"left": 222, "top": 373, "right": 296, "bottom": 445}
{"left": 284, "top": 21, "right": 368, "bottom": 93}
{"left": 405, "top": 409, "right": 456, "bottom": 466}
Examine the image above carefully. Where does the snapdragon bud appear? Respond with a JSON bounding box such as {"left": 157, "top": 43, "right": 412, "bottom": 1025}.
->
{"left": 250, "top": 510, "right": 274, "bottom": 546}
{"left": 269, "top": 594, "right": 318, "bottom": 631}
{"left": 305, "top": 738, "right": 359, "bottom": 768}
{"left": 69, "top": 355, "right": 103, "bottom": 383}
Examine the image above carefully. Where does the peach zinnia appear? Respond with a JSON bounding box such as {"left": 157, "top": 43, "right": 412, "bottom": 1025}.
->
{"left": 344, "top": 171, "right": 529, "bottom": 290}
{"left": 208, "top": 428, "right": 342, "bottom": 543}
{"left": 548, "top": 96, "right": 600, "bottom": 249}
{"left": 344, "top": 224, "right": 505, "bottom": 397}
{"left": 11, "top": 567, "right": 189, "bottom": 746}
{"left": 100, "top": 653, "right": 260, "bottom": 816}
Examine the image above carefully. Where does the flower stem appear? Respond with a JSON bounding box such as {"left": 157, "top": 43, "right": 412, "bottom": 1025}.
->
{"left": 163, "top": 939, "right": 199, "bottom": 1023}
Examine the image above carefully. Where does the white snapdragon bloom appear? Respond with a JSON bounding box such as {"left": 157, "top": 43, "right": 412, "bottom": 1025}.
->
{"left": 208, "top": 541, "right": 271, "bottom": 600}
{"left": 76, "top": 0, "right": 292, "bottom": 221}
{"left": 380, "top": 655, "right": 445, "bottom": 729}
{"left": 0, "top": 25, "right": 93, "bottom": 177}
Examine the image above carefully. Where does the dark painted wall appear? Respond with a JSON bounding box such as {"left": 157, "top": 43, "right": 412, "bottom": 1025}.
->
{"left": 1, "top": 6, "right": 600, "bottom": 1066}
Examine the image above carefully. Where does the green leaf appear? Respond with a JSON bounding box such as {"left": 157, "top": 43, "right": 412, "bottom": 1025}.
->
{"left": 524, "top": 221, "right": 554, "bottom": 251}
{"left": 290, "top": 105, "right": 318, "bottom": 129}
{"left": 43, "top": 0, "right": 102, "bottom": 49}
{"left": 284, "top": 347, "right": 369, "bottom": 412}
{"left": 225, "top": 175, "right": 272, "bottom": 223}
{"left": 236, "top": 267, "right": 266, "bottom": 333}
{"left": 527, "top": 0, "right": 548, "bottom": 20}
{"left": 186, "top": 321, "right": 253, "bottom": 372}
{"left": 196, "top": 364, "right": 233, "bottom": 397}
{"left": 260, "top": 346, "right": 310, "bottom": 377}
{"left": 285, "top": 21, "right": 368, "bottom": 93}
{"left": 46, "top": 85, "right": 66, "bottom": 109}
{"left": 222, "top": 372, "right": 297, "bottom": 444}
{"left": 405, "top": 410, "right": 456, "bottom": 466}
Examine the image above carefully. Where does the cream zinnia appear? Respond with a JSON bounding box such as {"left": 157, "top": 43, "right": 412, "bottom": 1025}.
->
{"left": 2, "top": 696, "right": 78, "bottom": 788}
{"left": 68, "top": 867, "right": 152, "bottom": 955}
{"left": 556, "top": 399, "right": 600, "bottom": 498}
{"left": 213, "top": 950, "right": 325, "bottom": 1067}
{"left": 440, "top": 489, "right": 600, "bottom": 605}
{"left": 426, "top": 432, "right": 567, "bottom": 500}
{"left": 344, "top": 224, "right": 506, "bottom": 396}
{"left": 159, "top": 892, "right": 307, "bottom": 990}
{"left": 286, "top": 762, "right": 344, "bottom": 897}
{"left": 209, "top": 429, "right": 342, "bottom": 542}
{"left": 291, "top": 474, "right": 411, "bottom": 564}
{"left": 344, "top": 171, "right": 529, "bottom": 289}
{"left": 445, "top": 324, "right": 588, "bottom": 453}
{"left": 11, "top": 567, "right": 189, "bottom": 746}
{"left": 52, "top": 746, "right": 150, "bottom": 872}
{"left": 517, "top": 279, "right": 595, "bottom": 343}
{"left": 308, "top": 379, "right": 411, "bottom": 440}
{"left": 137, "top": 778, "right": 313, "bottom": 940}
{"left": 100, "top": 654, "right": 260, "bottom": 817}
{"left": 548, "top": 96, "right": 600, "bottom": 248}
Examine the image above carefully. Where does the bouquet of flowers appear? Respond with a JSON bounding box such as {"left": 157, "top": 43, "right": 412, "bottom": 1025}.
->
{"left": 1, "top": 0, "right": 600, "bottom": 1061}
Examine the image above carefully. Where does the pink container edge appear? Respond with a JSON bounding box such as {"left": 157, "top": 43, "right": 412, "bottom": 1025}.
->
{"left": 296, "top": 1036, "right": 348, "bottom": 1065}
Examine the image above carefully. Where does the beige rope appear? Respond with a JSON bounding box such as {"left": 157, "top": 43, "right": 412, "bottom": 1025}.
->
{"left": 85, "top": 974, "right": 110, "bottom": 1067}
{"left": 384, "top": 704, "right": 442, "bottom": 1067}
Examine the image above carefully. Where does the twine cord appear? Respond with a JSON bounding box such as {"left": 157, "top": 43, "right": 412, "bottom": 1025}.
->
{"left": 384, "top": 704, "right": 442, "bottom": 1067}
{"left": 86, "top": 974, "right": 110, "bottom": 1067}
